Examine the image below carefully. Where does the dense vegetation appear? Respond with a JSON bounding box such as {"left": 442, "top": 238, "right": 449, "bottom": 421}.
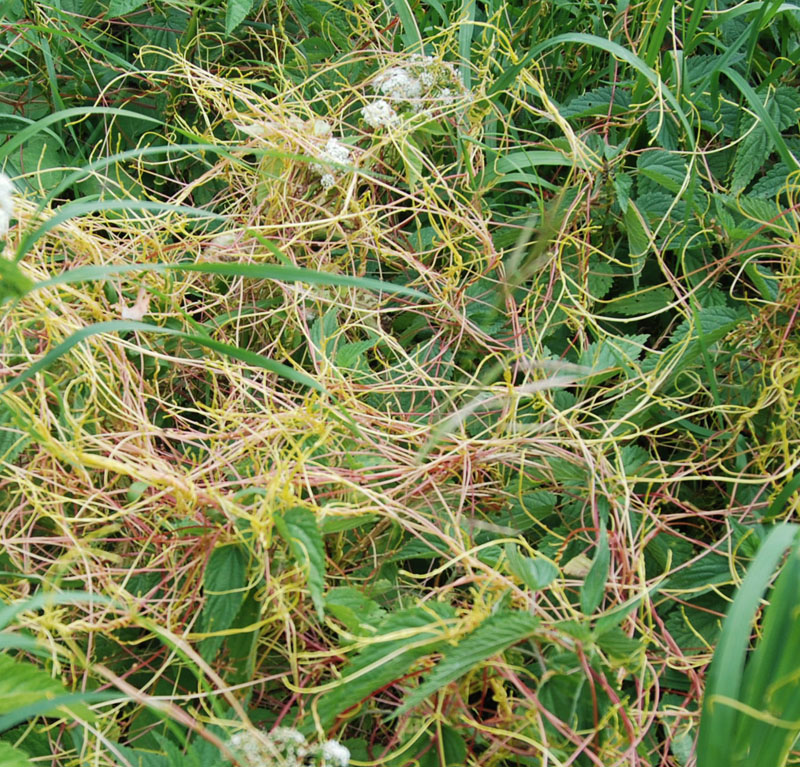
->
{"left": 1, "top": 0, "right": 800, "bottom": 765}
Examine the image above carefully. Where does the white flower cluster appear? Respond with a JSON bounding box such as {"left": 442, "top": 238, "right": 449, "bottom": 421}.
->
{"left": 361, "top": 99, "right": 400, "bottom": 130}
{"left": 227, "top": 727, "right": 350, "bottom": 767}
{"left": 361, "top": 54, "right": 467, "bottom": 129}
{"left": 0, "top": 171, "right": 16, "bottom": 238}
{"left": 311, "top": 137, "right": 352, "bottom": 190}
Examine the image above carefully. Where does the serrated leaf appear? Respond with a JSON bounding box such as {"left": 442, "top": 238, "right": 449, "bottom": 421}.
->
{"left": 395, "top": 610, "right": 539, "bottom": 716}
{"left": 504, "top": 544, "right": 559, "bottom": 590}
{"left": 315, "top": 604, "right": 456, "bottom": 729}
{"left": 0, "top": 742, "right": 34, "bottom": 767}
{"left": 749, "top": 164, "right": 790, "bottom": 198}
{"left": 774, "top": 86, "right": 800, "bottom": 130}
{"left": 670, "top": 305, "right": 747, "bottom": 346}
{"left": 581, "top": 526, "right": 610, "bottom": 614}
{"left": 225, "top": 0, "right": 254, "bottom": 34}
{"left": 325, "top": 587, "right": 386, "bottom": 635}
{"left": 274, "top": 507, "right": 326, "bottom": 620}
{"left": 561, "top": 86, "right": 631, "bottom": 117}
{"left": 0, "top": 654, "right": 92, "bottom": 723}
{"left": 107, "top": 0, "right": 148, "bottom": 16}
{"left": 637, "top": 150, "right": 688, "bottom": 194}
{"left": 198, "top": 545, "right": 248, "bottom": 662}
{"left": 605, "top": 286, "right": 673, "bottom": 316}
{"left": 624, "top": 201, "right": 650, "bottom": 288}
{"left": 731, "top": 123, "right": 770, "bottom": 191}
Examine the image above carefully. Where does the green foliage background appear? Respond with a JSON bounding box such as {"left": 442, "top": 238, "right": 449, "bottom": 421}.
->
{"left": 1, "top": 0, "right": 800, "bottom": 764}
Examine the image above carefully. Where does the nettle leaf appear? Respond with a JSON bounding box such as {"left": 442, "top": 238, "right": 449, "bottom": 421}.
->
{"left": 581, "top": 526, "right": 610, "bottom": 614}
{"left": 0, "top": 742, "right": 33, "bottom": 767}
{"left": 749, "top": 164, "right": 790, "bottom": 198}
{"left": 0, "top": 654, "right": 92, "bottom": 722}
{"left": 605, "top": 286, "right": 673, "bottom": 316}
{"left": 225, "top": 0, "right": 254, "bottom": 34}
{"left": 646, "top": 109, "right": 680, "bottom": 150}
{"left": 106, "top": 0, "right": 147, "bottom": 16}
{"left": 325, "top": 587, "right": 386, "bottom": 635}
{"left": 504, "top": 544, "right": 559, "bottom": 590}
{"left": 731, "top": 122, "right": 770, "bottom": 192}
{"left": 315, "top": 604, "right": 456, "bottom": 729}
{"left": 637, "top": 150, "right": 688, "bottom": 194}
{"left": 561, "top": 86, "right": 631, "bottom": 117}
{"left": 198, "top": 545, "right": 248, "bottom": 662}
{"left": 774, "top": 85, "right": 800, "bottom": 130}
{"left": 0, "top": 406, "right": 30, "bottom": 464}
{"left": 670, "top": 305, "right": 748, "bottom": 346}
{"left": 274, "top": 507, "right": 326, "bottom": 620}
{"left": 395, "top": 610, "right": 539, "bottom": 716}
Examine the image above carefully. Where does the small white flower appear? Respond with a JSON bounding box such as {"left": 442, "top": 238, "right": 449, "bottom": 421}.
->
{"left": 312, "top": 119, "right": 332, "bottom": 137}
{"left": 0, "top": 171, "right": 16, "bottom": 238}
{"left": 320, "top": 739, "right": 350, "bottom": 767}
{"left": 362, "top": 99, "right": 400, "bottom": 129}
{"left": 311, "top": 137, "right": 352, "bottom": 189}
{"left": 419, "top": 70, "right": 435, "bottom": 88}
{"left": 373, "top": 67, "right": 423, "bottom": 102}
{"left": 272, "top": 727, "right": 307, "bottom": 747}
{"left": 320, "top": 137, "right": 351, "bottom": 166}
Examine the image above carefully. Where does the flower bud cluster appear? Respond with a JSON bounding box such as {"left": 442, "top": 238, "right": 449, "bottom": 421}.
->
{"left": 227, "top": 727, "right": 350, "bottom": 767}
{"left": 361, "top": 54, "right": 468, "bottom": 129}
{"left": 311, "top": 137, "right": 352, "bottom": 190}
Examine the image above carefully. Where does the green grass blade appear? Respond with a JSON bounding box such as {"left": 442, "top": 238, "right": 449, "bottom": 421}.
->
{"left": 696, "top": 523, "right": 799, "bottom": 766}
{"left": 0, "top": 320, "right": 326, "bottom": 396}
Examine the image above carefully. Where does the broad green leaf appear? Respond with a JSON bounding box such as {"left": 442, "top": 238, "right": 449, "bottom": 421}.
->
{"left": 581, "top": 526, "right": 610, "bottom": 614}
{"left": 731, "top": 122, "right": 770, "bottom": 191}
{"left": 394, "top": 610, "right": 539, "bottom": 716}
{"left": 561, "top": 86, "right": 631, "bottom": 117}
{"left": 0, "top": 257, "right": 34, "bottom": 303}
{"left": 274, "top": 507, "right": 326, "bottom": 620}
{"left": 0, "top": 742, "right": 34, "bottom": 767}
{"left": 314, "top": 604, "right": 455, "bottom": 730}
{"left": 637, "top": 150, "right": 688, "bottom": 194}
{"left": 107, "top": 0, "right": 148, "bottom": 16}
{"left": 623, "top": 202, "right": 650, "bottom": 288}
{"left": 325, "top": 587, "right": 386, "bottom": 635}
{"left": 504, "top": 544, "right": 559, "bottom": 591}
{"left": 198, "top": 545, "right": 249, "bottom": 662}
{"left": 225, "top": 0, "right": 254, "bottom": 34}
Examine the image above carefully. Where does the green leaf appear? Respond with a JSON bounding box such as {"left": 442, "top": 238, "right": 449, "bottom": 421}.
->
{"left": 774, "top": 85, "right": 800, "bottom": 130}
{"left": 697, "top": 524, "right": 800, "bottom": 767}
{"left": 107, "top": 0, "right": 148, "bottom": 16}
{"left": 314, "top": 604, "right": 455, "bottom": 730}
{"left": 504, "top": 544, "right": 559, "bottom": 590}
{"left": 0, "top": 742, "right": 34, "bottom": 767}
{"left": 225, "top": 0, "right": 254, "bottom": 34}
{"left": 581, "top": 526, "right": 610, "bottom": 614}
{"left": 561, "top": 86, "right": 631, "bottom": 117}
{"left": 0, "top": 654, "right": 72, "bottom": 714}
{"left": 274, "top": 507, "right": 326, "bottom": 620}
{"left": 198, "top": 545, "right": 248, "bottom": 662}
{"left": 731, "top": 122, "right": 770, "bottom": 191}
{"left": 637, "top": 150, "right": 688, "bottom": 194}
{"left": 325, "top": 587, "right": 386, "bottom": 635}
{"left": 395, "top": 610, "right": 539, "bottom": 716}
{"left": 0, "top": 320, "right": 326, "bottom": 397}
{"left": 0, "top": 257, "right": 35, "bottom": 303}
